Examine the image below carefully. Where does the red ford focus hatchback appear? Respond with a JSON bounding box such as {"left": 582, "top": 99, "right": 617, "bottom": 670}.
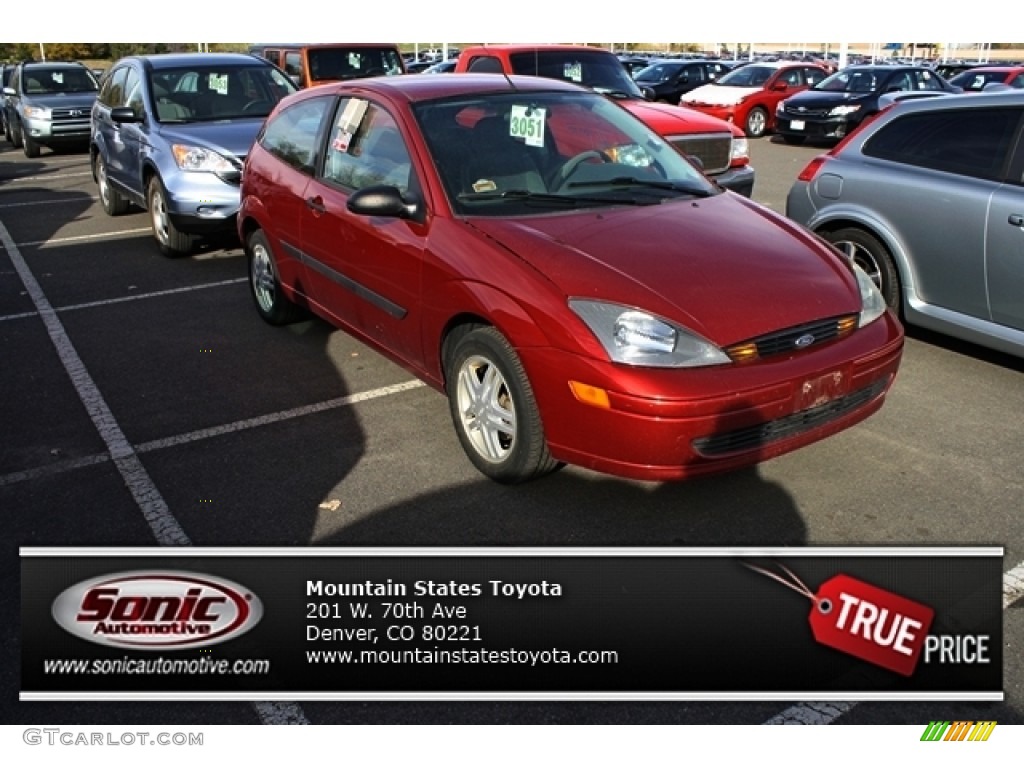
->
{"left": 238, "top": 74, "right": 904, "bottom": 484}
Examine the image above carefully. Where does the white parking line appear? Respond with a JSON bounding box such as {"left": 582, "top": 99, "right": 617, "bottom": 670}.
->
{"left": 17, "top": 227, "right": 151, "bottom": 248}
{"left": 0, "top": 195, "right": 100, "bottom": 209}
{"left": 764, "top": 559, "right": 1024, "bottom": 725}
{"left": 0, "top": 218, "right": 310, "bottom": 726}
{"left": 2, "top": 171, "right": 93, "bottom": 183}
{"left": 0, "top": 278, "right": 248, "bottom": 323}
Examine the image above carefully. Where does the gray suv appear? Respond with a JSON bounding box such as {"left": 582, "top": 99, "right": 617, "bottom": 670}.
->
{"left": 3, "top": 60, "right": 99, "bottom": 157}
{"left": 786, "top": 90, "right": 1024, "bottom": 358}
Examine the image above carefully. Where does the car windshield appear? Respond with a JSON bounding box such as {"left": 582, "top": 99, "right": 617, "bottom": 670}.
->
{"left": 949, "top": 70, "right": 1009, "bottom": 91}
{"left": 24, "top": 67, "right": 98, "bottom": 94}
{"left": 717, "top": 65, "right": 775, "bottom": 87}
{"left": 634, "top": 61, "right": 683, "bottom": 83}
{"left": 413, "top": 90, "right": 718, "bottom": 217}
{"left": 814, "top": 69, "right": 881, "bottom": 93}
{"left": 307, "top": 47, "right": 405, "bottom": 81}
{"left": 506, "top": 51, "right": 645, "bottom": 99}
{"left": 148, "top": 64, "right": 297, "bottom": 122}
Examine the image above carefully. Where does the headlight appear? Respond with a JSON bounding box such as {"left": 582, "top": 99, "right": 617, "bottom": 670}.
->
{"left": 171, "top": 144, "right": 235, "bottom": 173}
{"left": 776, "top": 101, "right": 787, "bottom": 115}
{"left": 23, "top": 105, "right": 49, "bottom": 119}
{"left": 852, "top": 263, "right": 886, "bottom": 327}
{"left": 604, "top": 143, "right": 654, "bottom": 167}
{"left": 731, "top": 136, "right": 749, "bottom": 162}
{"left": 569, "top": 299, "right": 730, "bottom": 368}
{"left": 829, "top": 105, "right": 862, "bottom": 117}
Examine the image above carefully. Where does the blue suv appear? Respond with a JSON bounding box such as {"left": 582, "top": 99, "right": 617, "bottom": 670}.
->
{"left": 90, "top": 53, "right": 297, "bottom": 257}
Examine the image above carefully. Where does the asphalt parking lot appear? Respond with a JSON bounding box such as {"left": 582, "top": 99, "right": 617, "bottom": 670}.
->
{"left": 1, "top": 135, "right": 1022, "bottom": 726}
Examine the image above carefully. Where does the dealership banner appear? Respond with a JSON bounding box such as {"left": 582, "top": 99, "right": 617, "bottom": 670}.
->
{"left": 20, "top": 547, "right": 1003, "bottom": 700}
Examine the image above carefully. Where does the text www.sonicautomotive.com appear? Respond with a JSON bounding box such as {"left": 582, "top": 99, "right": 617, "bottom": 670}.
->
{"left": 43, "top": 657, "right": 271, "bottom": 675}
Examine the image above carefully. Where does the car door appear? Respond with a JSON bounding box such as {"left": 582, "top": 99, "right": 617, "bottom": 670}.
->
{"left": 300, "top": 96, "right": 428, "bottom": 364}
{"left": 986, "top": 121, "right": 1024, "bottom": 331}
{"left": 92, "top": 66, "right": 135, "bottom": 192}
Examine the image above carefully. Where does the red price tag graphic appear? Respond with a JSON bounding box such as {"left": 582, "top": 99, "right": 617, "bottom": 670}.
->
{"left": 746, "top": 564, "right": 935, "bottom": 677}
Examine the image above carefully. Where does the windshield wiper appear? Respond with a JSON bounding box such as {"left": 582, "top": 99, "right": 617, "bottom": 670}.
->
{"left": 567, "top": 177, "right": 717, "bottom": 198}
{"left": 457, "top": 189, "right": 650, "bottom": 207}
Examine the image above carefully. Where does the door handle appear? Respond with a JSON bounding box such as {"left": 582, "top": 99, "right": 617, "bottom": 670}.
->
{"left": 305, "top": 196, "right": 326, "bottom": 215}
{"left": 1009, "top": 214, "right": 1024, "bottom": 227}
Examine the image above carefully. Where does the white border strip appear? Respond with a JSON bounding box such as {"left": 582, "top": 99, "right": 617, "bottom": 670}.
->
{"left": 20, "top": 691, "right": 1003, "bottom": 702}
{"left": 19, "top": 546, "right": 1005, "bottom": 556}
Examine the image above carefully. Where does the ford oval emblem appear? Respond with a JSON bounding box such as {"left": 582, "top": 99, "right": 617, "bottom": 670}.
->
{"left": 794, "top": 333, "right": 816, "bottom": 349}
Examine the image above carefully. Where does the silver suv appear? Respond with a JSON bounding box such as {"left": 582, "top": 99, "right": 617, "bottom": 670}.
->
{"left": 3, "top": 61, "right": 99, "bottom": 157}
{"left": 786, "top": 90, "right": 1024, "bottom": 358}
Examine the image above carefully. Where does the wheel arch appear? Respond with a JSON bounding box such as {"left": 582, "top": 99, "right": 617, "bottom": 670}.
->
{"left": 808, "top": 210, "right": 919, "bottom": 305}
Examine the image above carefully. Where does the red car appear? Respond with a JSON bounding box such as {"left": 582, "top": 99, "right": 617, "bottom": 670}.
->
{"left": 238, "top": 74, "right": 903, "bottom": 483}
{"left": 454, "top": 44, "right": 755, "bottom": 197}
{"left": 681, "top": 61, "right": 829, "bottom": 138}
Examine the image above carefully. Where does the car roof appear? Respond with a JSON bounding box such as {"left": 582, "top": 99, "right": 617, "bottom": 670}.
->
{"left": 121, "top": 53, "right": 268, "bottom": 70}
{"left": 297, "top": 72, "right": 590, "bottom": 103}
{"left": 462, "top": 44, "right": 607, "bottom": 54}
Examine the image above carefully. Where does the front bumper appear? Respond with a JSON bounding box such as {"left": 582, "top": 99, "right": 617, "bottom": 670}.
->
{"left": 162, "top": 170, "right": 242, "bottom": 236}
{"left": 775, "top": 114, "right": 856, "bottom": 140}
{"left": 710, "top": 163, "right": 755, "bottom": 198}
{"left": 519, "top": 311, "right": 903, "bottom": 481}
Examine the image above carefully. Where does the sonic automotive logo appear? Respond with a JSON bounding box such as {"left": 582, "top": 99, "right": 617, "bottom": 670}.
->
{"left": 51, "top": 571, "right": 262, "bottom": 649}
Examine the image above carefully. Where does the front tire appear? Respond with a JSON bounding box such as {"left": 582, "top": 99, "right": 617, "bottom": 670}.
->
{"left": 247, "top": 229, "right": 303, "bottom": 325}
{"left": 95, "top": 154, "right": 130, "bottom": 215}
{"left": 21, "top": 124, "right": 39, "bottom": 157}
{"left": 147, "top": 176, "right": 195, "bottom": 257}
{"left": 10, "top": 120, "right": 23, "bottom": 148}
{"left": 744, "top": 107, "right": 768, "bottom": 138}
{"left": 445, "top": 326, "right": 558, "bottom": 484}
{"left": 822, "top": 227, "right": 901, "bottom": 313}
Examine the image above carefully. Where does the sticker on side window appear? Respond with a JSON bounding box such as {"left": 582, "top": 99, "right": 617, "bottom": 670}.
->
{"left": 563, "top": 62, "right": 582, "bottom": 83}
{"left": 332, "top": 99, "right": 369, "bottom": 153}
{"left": 509, "top": 105, "right": 546, "bottom": 148}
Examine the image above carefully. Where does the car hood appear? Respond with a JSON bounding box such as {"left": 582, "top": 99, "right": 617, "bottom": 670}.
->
{"left": 681, "top": 84, "right": 759, "bottom": 106}
{"left": 621, "top": 99, "right": 737, "bottom": 135}
{"left": 157, "top": 119, "right": 265, "bottom": 159}
{"left": 25, "top": 92, "right": 97, "bottom": 110}
{"left": 465, "top": 194, "right": 861, "bottom": 345}
{"left": 784, "top": 90, "right": 874, "bottom": 109}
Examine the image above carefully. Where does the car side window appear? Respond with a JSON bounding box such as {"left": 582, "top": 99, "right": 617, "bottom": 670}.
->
{"left": 1013, "top": 74, "right": 1024, "bottom": 88}
{"left": 124, "top": 69, "right": 143, "bottom": 115}
{"left": 101, "top": 67, "right": 128, "bottom": 108}
{"left": 803, "top": 67, "right": 824, "bottom": 86}
{"left": 283, "top": 52, "right": 303, "bottom": 82}
{"left": 863, "top": 107, "right": 1021, "bottom": 182}
{"left": 323, "top": 99, "right": 413, "bottom": 194}
{"left": 259, "top": 95, "right": 332, "bottom": 175}
{"left": 913, "top": 70, "right": 944, "bottom": 91}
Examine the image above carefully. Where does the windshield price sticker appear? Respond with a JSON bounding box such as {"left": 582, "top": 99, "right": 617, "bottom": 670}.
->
{"left": 563, "top": 62, "right": 583, "bottom": 83}
{"left": 509, "top": 105, "right": 546, "bottom": 147}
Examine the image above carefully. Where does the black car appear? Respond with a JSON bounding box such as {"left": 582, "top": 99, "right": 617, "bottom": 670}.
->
{"left": 632, "top": 58, "right": 733, "bottom": 103}
{"left": 775, "top": 65, "right": 959, "bottom": 144}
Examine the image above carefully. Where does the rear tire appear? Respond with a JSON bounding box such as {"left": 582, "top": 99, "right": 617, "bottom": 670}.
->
{"left": 247, "top": 229, "right": 304, "bottom": 325}
{"left": 822, "top": 227, "right": 901, "bottom": 313}
{"left": 147, "top": 176, "right": 195, "bottom": 257}
{"left": 444, "top": 325, "right": 559, "bottom": 484}
{"left": 95, "top": 154, "right": 129, "bottom": 215}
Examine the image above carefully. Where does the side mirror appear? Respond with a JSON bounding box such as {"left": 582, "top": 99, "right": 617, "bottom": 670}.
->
{"left": 347, "top": 185, "right": 421, "bottom": 221}
{"left": 640, "top": 85, "right": 656, "bottom": 101}
{"left": 2, "top": 86, "right": 15, "bottom": 96}
{"left": 110, "top": 106, "right": 143, "bottom": 124}
{"left": 773, "top": 81, "right": 789, "bottom": 91}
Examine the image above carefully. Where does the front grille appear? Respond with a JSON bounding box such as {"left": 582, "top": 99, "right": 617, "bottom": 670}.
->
{"left": 726, "top": 315, "right": 858, "bottom": 361}
{"left": 669, "top": 133, "right": 732, "bottom": 175}
{"left": 781, "top": 105, "right": 830, "bottom": 118}
{"left": 692, "top": 378, "right": 887, "bottom": 457}
{"left": 51, "top": 108, "right": 90, "bottom": 122}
